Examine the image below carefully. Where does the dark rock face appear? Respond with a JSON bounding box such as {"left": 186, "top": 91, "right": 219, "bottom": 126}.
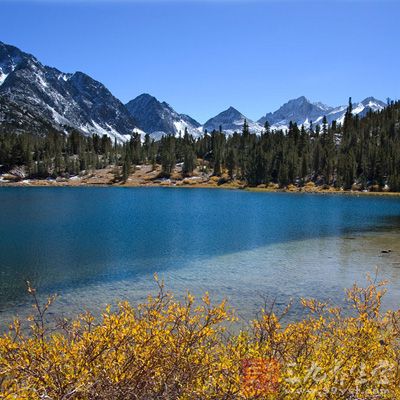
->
{"left": 125, "top": 93, "right": 201, "bottom": 138}
{"left": 0, "top": 96, "right": 60, "bottom": 136}
{"left": 0, "top": 41, "right": 137, "bottom": 141}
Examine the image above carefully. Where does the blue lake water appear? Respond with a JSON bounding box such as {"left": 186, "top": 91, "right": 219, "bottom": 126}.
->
{"left": 1, "top": 187, "right": 400, "bottom": 326}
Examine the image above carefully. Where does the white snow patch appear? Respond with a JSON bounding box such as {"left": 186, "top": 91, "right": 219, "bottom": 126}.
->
{"left": 90, "top": 121, "right": 128, "bottom": 142}
{"left": 57, "top": 73, "right": 69, "bottom": 82}
{"left": 313, "top": 116, "right": 324, "bottom": 124}
{"left": 270, "top": 123, "right": 289, "bottom": 132}
{"left": 82, "top": 121, "right": 144, "bottom": 143}
{"left": 46, "top": 105, "right": 70, "bottom": 126}
{"left": 365, "top": 100, "right": 384, "bottom": 111}
{"left": 36, "top": 73, "right": 48, "bottom": 89}
{"left": 352, "top": 104, "right": 365, "bottom": 115}
{"left": 173, "top": 120, "right": 190, "bottom": 136}
{"left": 172, "top": 119, "right": 203, "bottom": 138}
{"left": 0, "top": 63, "right": 18, "bottom": 86}
{"left": 313, "top": 101, "right": 332, "bottom": 111}
{"left": 0, "top": 72, "right": 9, "bottom": 86}
{"left": 132, "top": 127, "right": 146, "bottom": 136}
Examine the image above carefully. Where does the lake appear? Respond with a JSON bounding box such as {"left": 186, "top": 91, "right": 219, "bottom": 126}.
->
{"left": 1, "top": 187, "right": 400, "bottom": 326}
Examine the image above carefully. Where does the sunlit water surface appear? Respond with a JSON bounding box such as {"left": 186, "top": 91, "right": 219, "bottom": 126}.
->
{"left": 1, "top": 187, "right": 400, "bottom": 327}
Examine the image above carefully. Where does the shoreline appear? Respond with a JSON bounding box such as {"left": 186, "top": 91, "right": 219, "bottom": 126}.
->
{"left": 1, "top": 164, "right": 400, "bottom": 196}
{"left": 1, "top": 178, "right": 400, "bottom": 197}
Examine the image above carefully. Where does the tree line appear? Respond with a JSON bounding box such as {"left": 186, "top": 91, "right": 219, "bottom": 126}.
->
{"left": 0, "top": 99, "right": 399, "bottom": 191}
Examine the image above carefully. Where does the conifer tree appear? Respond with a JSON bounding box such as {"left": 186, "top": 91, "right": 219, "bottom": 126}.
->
{"left": 122, "top": 144, "right": 132, "bottom": 182}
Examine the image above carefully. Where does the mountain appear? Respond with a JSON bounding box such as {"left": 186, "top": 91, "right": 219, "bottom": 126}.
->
{"left": 0, "top": 96, "right": 62, "bottom": 136}
{"left": 334, "top": 97, "right": 386, "bottom": 124}
{"left": 125, "top": 93, "right": 201, "bottom": 139}
{"left": 0, "top": 41, "right": 140, "bottom": 141}
{"left": 258, "top": 96, "right": 386, "bottom": 130}
{"left": 0, "top": 41, "right": 389, "bottom": 141}
{"left": 203, "top": 106, "right": 263, "bottom": 135}
{"left": 258, "top": 96, "right": 333, "bottom": 129}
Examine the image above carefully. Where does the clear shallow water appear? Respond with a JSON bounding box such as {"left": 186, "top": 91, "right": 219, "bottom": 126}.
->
{"left": 1, "top": 187, "right": 400, "bottom": 326}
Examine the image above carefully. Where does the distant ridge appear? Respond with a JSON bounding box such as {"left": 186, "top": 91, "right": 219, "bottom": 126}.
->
{"left": 258, "top": 96, "right": 386, "bottom": 131}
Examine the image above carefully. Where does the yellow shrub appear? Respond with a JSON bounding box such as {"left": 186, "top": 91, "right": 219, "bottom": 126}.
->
{"left": 1, "top": 276, "right": 400, "bottom": 399}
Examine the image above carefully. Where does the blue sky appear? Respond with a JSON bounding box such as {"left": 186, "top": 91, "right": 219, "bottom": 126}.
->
{"left": 0, "top": 0, "right": 398, "bottom": 123}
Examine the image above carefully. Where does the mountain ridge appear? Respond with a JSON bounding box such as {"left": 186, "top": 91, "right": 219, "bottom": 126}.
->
{"left": 0, "top": 40, "right": 390, "bottom": 140}
{"left": 257, "top": 96, "right": 386, "bottom": 131}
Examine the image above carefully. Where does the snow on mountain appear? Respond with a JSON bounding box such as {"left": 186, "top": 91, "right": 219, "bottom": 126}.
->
{"left": 258, "top": 96, "right": 387, "bottom": 131}
{"left": 0, "top": 96, "right": 63, "bottom": 136}
{"left": 335, "top": 97, "right": 386, "bottom": 125}
{"left": 258, "top": 96, "right": 334, "bottom": 130}
{"left": 203, "top": 106, "right": 263, "bottom": 135}
{"left": 125, "top": 93, "right": 202, "bottom": 139}
{"left": 0, "top": 41, "right": 24, "bottom": 87}
{"left": 0, "top": 72, "right": 9, "bottom": 86}
{"left": 0, "top": 41, "right": 139, "bottom": 141}
{"left": 312, "top": 101, "right": 333, "bottom": 112}
{"left": 0, "top": 41, "right": 389, "bottom": 141}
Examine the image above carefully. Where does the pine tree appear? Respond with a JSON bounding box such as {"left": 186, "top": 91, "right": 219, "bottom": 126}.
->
{"left": 122, "top": 144, "right": 132, "bottom": 182}
{"left": 160, "top": 135, "right": 176, "bottom": 177}
{"left": 226, "top": 148, "right": 236, "bottom": 179}
{"left": 182, "top": 129, "right": 196, "bottom": 176}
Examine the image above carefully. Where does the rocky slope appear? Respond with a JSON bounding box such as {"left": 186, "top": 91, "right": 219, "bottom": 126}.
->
{"left": 0, "top": 41, "right": 139, "bottom": 141}
{"left": 125, "top": 93, "right": 201, "bottom": 139}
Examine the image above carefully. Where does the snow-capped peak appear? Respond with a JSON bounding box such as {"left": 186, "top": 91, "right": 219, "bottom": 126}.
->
{"left": 125, "top": 93, "right": 201, "bottom": 138}
{"left": 203, "top": 106, "right": 263, "bottom": 135}
{"left": 259, "top": 96, "right": 387, "bottom": 132}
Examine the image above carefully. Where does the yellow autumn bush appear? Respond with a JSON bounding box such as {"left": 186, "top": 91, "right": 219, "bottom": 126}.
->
{"left": 1, "top": 275, "right": 400, "bottom": 399}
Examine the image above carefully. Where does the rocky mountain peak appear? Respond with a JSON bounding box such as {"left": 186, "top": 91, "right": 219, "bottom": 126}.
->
{"left": 125, "top": 93, "right": 201, "bottom": 139}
